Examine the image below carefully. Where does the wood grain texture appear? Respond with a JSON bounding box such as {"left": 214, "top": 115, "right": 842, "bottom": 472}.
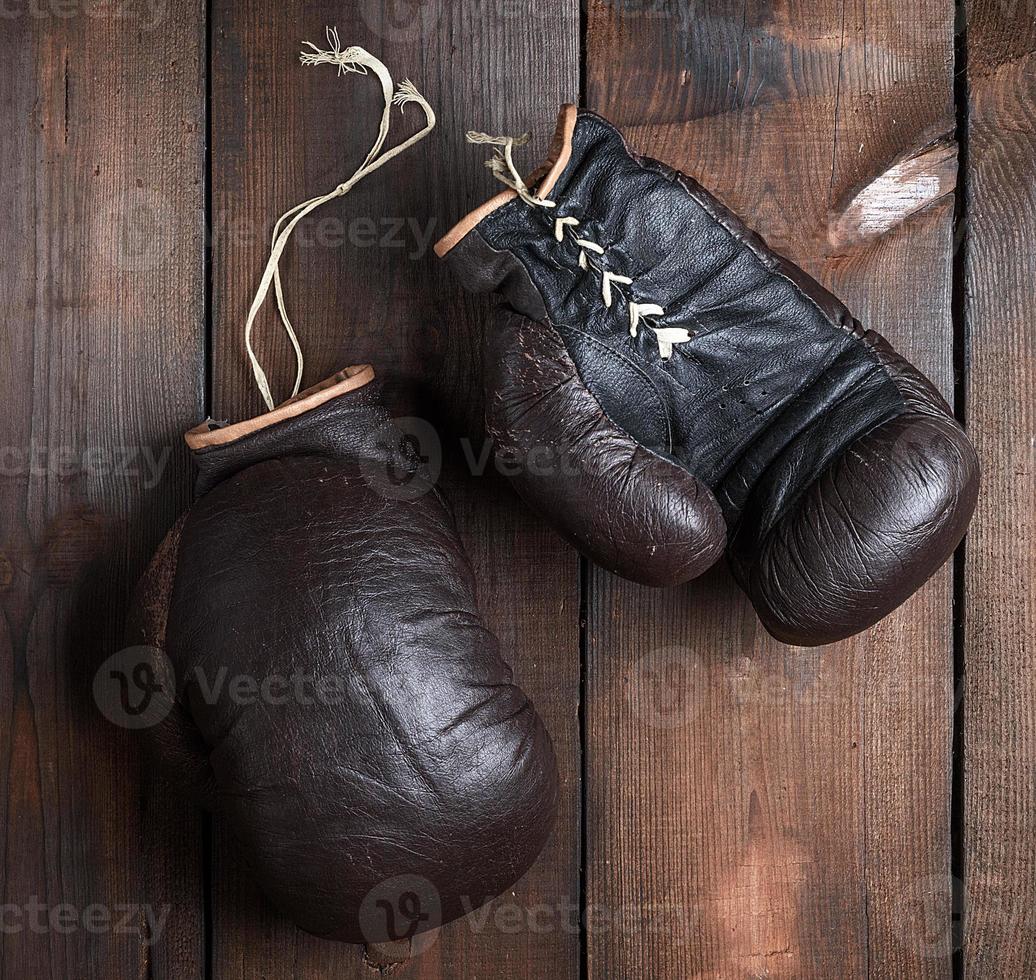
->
{"left": 208, "top": 1, "right": 581, "bottom": 976}
{"left": 963, "top": 1, "right": 1036, "bottom": 976}
{"left": 0, "top": 2, "right": 206, "bottom": 978}
{"left": 583, "top": 1, "right": 958, "bottom": 977}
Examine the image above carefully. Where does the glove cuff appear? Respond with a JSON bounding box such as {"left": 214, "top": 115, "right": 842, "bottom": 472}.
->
{"left": 184, "top": 365, "right": 383, "bottom": 496}
{"left": 434, "top": 103, "right": 577, "bottom": 259}
{"left": 185, "top": 365, "right": 375, "bottom": 450}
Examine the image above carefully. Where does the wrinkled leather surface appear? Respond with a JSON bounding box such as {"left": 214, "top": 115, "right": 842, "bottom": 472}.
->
{"left": 444, "top": 108, "right": 980, "bottom": 645}
{"left": 485, "top": 308, "right": 725, "bottom": 585}
{"left": 129, "top": 381, "right": 558, "bottom": 942}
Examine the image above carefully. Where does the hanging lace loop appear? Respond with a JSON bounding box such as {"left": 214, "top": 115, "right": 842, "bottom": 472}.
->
{"left": 245, "top": 27, "right": 436, "bottom": 411}
{"left": 465, "top": 131, "right": 557, "bottom": 209}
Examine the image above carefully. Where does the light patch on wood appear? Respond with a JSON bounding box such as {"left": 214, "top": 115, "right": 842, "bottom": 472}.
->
{"left": 709, "top": 790, "right": 808, "bottom": 977}
{"left": 829, "top": 139, "right": 958, "bottom": 250}
{"left": 364, "top": 939, "right": 410, "bottom": 971}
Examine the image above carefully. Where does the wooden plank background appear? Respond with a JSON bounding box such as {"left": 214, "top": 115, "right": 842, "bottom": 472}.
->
{"left": 1, "top": 2, "right": 206, "bottom": 978}
{"left": 963, "top": 0, "right": 1036, "bottom": 977}
{"left": 0, "top": 0, "right": 1031, "bottom": 977}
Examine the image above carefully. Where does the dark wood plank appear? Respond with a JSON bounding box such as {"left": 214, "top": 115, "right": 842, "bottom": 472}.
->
{"left": 209, "top": 2, "right": 581, "bottom": 975}
{"left": 584, "top": 2, "right": 958, "bottom": 976}
{"left": 0, "top": 3, "right": 206, "bottom": 978}
{"left": 963, "top": 2, "right": 1036, "bottom": 975}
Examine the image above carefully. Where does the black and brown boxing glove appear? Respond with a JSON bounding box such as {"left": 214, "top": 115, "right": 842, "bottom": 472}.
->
{"left": 437, "top": 105, "right": 979, "bottom": 646}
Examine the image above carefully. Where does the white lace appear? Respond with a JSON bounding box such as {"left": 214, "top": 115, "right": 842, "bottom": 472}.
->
{"left": 467, "top": 129, "right": 691, "bottom": 361}
{"left": 245, "top": 28, "right": 436, "bottom": 411}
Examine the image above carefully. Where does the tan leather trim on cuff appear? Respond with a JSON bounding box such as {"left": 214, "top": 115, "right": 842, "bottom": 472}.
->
{"left": 434, "top": 103, "right": 578, "bottom": 259}
{"left": 184, "top": 365, "right": 376, "bottom": 450}
{"left": 529, "top": 103, "right": 578, "bottom": 200}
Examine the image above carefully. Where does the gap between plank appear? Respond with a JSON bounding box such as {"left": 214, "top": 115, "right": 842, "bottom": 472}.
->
{"left": 202, "top": 2, "right": 215, "bottom": 978}
{"left": 950, "top": 1, "right": 970, "bottom": 977}
{"left": 577, "top": 7, "right": 589, "bottom": 974}
{"left": 203, "top": 0, "right": 214, "bottom": 419}
{"left": 577, "top": 554, "right": 590, "bottom": 980}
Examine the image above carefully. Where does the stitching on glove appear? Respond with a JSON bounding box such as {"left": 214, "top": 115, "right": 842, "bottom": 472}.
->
{"left": 468, "top": 130, "right": 693, "bottom": 363}
{"left": 563, "top": 326, "right": 674, "bottom": 453}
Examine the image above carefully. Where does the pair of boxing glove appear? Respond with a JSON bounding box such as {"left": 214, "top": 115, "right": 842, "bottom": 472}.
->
{"left": 130, "top": 106, "right": 978, "bottom": 944}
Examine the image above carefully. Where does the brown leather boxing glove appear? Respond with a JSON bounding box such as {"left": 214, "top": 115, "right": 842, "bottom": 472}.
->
{"left": 129, "top": 367, "right": 558, "bottom": 943}
{"left": 124, "top": 37, "right": 558, "bottom": 945}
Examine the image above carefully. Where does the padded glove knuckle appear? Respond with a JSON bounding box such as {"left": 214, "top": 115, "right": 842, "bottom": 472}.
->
{"left": 486, "top": 306, "right": 726, "bottom": 586}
